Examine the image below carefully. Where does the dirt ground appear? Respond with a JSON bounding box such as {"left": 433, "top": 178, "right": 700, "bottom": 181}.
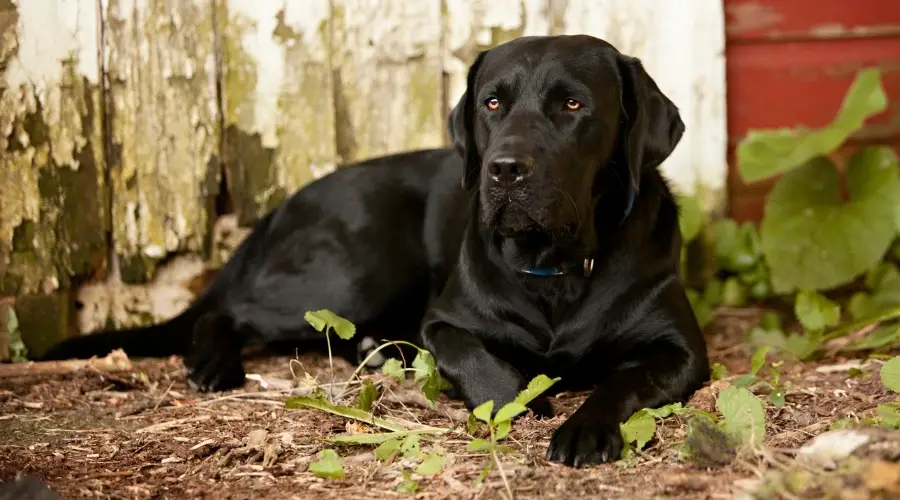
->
{"left": 0, "top": 309, "right": 896, "bottom": 500}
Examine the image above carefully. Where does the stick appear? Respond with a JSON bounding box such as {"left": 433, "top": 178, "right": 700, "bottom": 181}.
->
{"left": 382, "top": 386, "right": 469, "bottom": 422}
{"left": 0, "top": 349, "right": 133, "bottom": 378}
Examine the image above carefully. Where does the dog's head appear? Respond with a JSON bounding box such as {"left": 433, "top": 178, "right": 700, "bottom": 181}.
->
{"left": 448, "top": 35, "right": 684, "bottom": 248}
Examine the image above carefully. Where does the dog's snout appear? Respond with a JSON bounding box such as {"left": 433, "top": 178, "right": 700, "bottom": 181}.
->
{"left": 487, "top": 156, "right": 533, "bottom": 184}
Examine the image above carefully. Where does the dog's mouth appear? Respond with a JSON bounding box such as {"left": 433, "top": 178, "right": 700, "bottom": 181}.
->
{"left": 489, "top": 203, "right": 576, "bottom": 239}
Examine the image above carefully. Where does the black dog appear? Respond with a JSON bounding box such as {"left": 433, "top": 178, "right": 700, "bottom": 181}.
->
{"left": 43, "top": 35, "right": 709, "bottom": 467}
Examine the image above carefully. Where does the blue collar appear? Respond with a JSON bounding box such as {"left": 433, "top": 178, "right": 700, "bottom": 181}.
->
{"left": 518, "top": 191, "right": 636, "bottom": 278}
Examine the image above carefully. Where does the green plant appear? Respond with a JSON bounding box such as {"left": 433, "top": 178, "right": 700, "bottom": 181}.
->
{"left": 467, "top": 375, "right": 559, "bottom": 497}
{"left": 6, "top": 306, "right": 27, "bottom": 363}
{"left": 738, "top": 69, "right": 899, "bottom": 294}
{"left": 467, "top": 375, "right": 560, "bottom": 455}
{"left": 876, "top": 356, "right": 900, "bottom": 429}
{"left": 309, "top": 449, "right": 345, "bottom": 479}
{"left": 305, "top": 309, "right": 357, "bottom": 385}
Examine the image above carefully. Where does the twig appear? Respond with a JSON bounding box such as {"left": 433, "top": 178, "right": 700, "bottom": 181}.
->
{"left": 492, "top": 444, "right": 515, "bottom": 500}
{"left": 154, "top": 381, "right": 176, "bottom": 410}
{"left": 382, "top": 384, "right": 469, "bottom": 422}
{"left": 0, "top": 349, "right": 132, "bottom": 378}
{"left": 134, "top": 415, "right": 211, "bottom": 434}
{"left": 485, "top": 422, "right": 515, "bottom": 500}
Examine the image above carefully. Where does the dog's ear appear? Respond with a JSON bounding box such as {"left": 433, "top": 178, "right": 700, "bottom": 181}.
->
{"left": 448, "top": 51, "right": 488, "bottom": 190}
{"left": 615, "top": 55, "right": 685, "bottom": 198}
{"left": 447, "top": 91, "right": 467, "bottom": 155}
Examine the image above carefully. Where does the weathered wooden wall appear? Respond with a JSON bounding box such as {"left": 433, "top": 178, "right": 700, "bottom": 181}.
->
{"left": 0, "top": 0, "right": 726, "bottom": 356}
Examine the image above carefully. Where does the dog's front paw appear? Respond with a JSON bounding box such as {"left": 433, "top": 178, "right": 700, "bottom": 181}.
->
{"left": 527, "top": 395, "right": 555, "bottom": 419}
{"left": 184, "top": 346, "right": 245, "bottom": 392}
{"left": 183, "top": 317, "right": 246, "bottom": 392}
{"left": 546, "top": 412, "right": 623, "bottom": 467}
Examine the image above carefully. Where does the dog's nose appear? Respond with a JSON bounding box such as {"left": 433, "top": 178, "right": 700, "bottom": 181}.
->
{"left": 487, "top": 156, "right": 533, "bottom": 184}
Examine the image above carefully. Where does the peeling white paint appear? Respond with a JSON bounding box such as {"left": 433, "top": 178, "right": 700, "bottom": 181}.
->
{"left": 8, "top": 0, "right": 99, "bottom": 90}
{"left": 227, "top": 0, "right": 331, "bottom": 150}
{"left": 226, "top": 0, "right": 282, "bottom": 148}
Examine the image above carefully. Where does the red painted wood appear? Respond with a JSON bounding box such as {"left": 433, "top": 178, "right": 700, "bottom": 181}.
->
{"left": 723, "top": 0, "right": 900, "bottom": 222}
{"left": 726, "top": 0, "right": 900, "bottom": 41}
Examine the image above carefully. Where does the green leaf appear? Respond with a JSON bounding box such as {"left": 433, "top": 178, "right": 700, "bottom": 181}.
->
{"left": 714, "top": 220, "right": 762, "bottom": 273}
{"left": 761, "top": 148, "right": 900, "bottom": 293}
{"left": 717, "top": 387, "right": 766, "bottom": 447}
{"left": 327, "top": 428, "right": 445, "bottom": 445}
{"left": 795, "top": 291, "right": 841, "bottom": 332}
{"left": 494, "top": 420, "right": 511, "bottom": 440}
{"left": 473, "top": 401, "right": 494, "bottom": 424}
{"left": 400, "top": 435, "right": 421, "bottom": 459}
{"left": 845, "top": 325, "right": 900, "bottom": 352}
{"left": 381, "top": 358, "right": 405, "bottom": 381}
{"left": 687, "top": 289, "right": 714, "bottom": 329}
{"left": 415, "top": 454, "right": 445, "bottom": 476}
{"left": 6, "top": 306, "right": 18, "bottom": 333}
{"left": 513, "top": 374, "right": 561, "bottom": 406}
{"left": 769, "top": 388, "right": 785, "bottom": 408}
{"left": 878, "top": 403, "right": 900, "bottom": 429}
{"left": 395, "top": 472, "right": 418, "bottom": 494}
{"left": 710, "top": 363, "right": 729, "bottom": 381}
{"left": 750, "top": 346, "right": 770, "bottom": 376}
{"left": 761, "top": 312, "right": 782, "bottom": 331}
{"left": 357, "top": 379, "right": 378, "bottom": 412}
{"left": 285, "top": 396, "right": 447, "bottom": 434}
{"left": 411, "top": 350, "right": 436, "bottom": 381}
{"left": 494, "top": 402, "right": 527, "bottom": 424}
{"left": 374, "top": 439, "right": 400, "bottom": 460}
{"left": 848, "top": 292, "right": 879, "bottom": 322}
{"left": 872, "top": 264, "right": 900, "bottom": 308}
{"left": 732, "top": 374, "right": 756, "bottom": 389}
{"left": 880, "top": 356, "right": 900, "bottom": 392}
{"left": 784, "top": 332, "right": 821, "bottom": 360}
{"left": 644, "top": 403, "right": 684, "bottom": 419}
{"left": 467, "top": 413, "right": 478, "bottom": 435}
{"left": 309, "top": 449, "right": 345, "bottom": 479}
{"left": 304, "top": 309, "right": 357, "bottom": 340}
{"left": 849, "top": 367, "right": 867, "bottom": 378}
{"left": 677, "top": 193, "right": 705, "bottom": 244}
{"left": 619, "top": 410, "right": 656, "bottom": 450}
{"left": 467, "top": 439, "right": 493, "bottom": 452}
{"left": 737, "top": 68, "right": 887, "bottom": 183}
{"left": 722, "top": 277, "right": 748, "bottom": 308}
{"left": 703, "top": 280, "right": 724, "bottom": 307}
{"left": 421, "top": 372, "right": 452, "bottom": 406}
{"left": 713, "top": 219, "right": 739, "bottom": 266}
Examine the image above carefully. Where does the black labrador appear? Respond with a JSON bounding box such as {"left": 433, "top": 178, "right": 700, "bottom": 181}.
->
{"left": 43, "top": 34, "right": 709, "bottom": 467}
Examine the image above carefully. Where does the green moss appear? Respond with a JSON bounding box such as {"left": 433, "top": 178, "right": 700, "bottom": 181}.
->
{"left": 15, "top": 292, "right": 75, "bottom": 359}
{"left": 223, "top": 125, "right": 277, "bottom": 226}
{"left": 219, "top": 5, "right": 258, "bottom": 130}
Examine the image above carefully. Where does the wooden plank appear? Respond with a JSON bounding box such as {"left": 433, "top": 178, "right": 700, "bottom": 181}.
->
{"left": 725, "top": 0, "right": 900, "bottom": 41}
{"left": 219, "top": 0, "right": 336, "bottom": 226}
{"left": 443, "top": 0, "right": 551, "bottom": 113}
{"left": 331, "top": 0, "right": 444, "bottom": 161}
{"left": 0, "top": 0, "right": 107, "bottom": 297}
{"left": 102, "top": 0, "right": 220, "bottom": 282}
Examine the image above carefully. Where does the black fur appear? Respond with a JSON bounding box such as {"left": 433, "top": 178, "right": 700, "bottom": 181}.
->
{"left": 42, "top": 35, "right": 708, "bottom": 468}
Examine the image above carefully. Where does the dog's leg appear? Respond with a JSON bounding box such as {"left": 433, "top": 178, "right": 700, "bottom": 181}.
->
{"left": 183, "top": 312, "right": 247, "bottom": 392}
{"left": 546, "top": 340, "right": 706, "bottom": 467}
{"left": 422, "top": 325, "right": 553, "bottom": 417}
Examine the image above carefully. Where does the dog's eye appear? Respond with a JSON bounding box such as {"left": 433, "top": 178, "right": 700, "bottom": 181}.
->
{"left": 565, "top": 99, "right": 582, "bottom": 111}
{"left": 485, "top": 97, "right": 501, "bottom": 111}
